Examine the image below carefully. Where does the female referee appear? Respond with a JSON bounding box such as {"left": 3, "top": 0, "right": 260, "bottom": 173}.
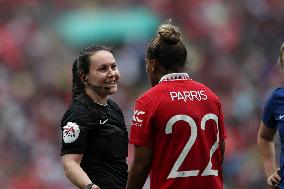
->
{"left": 258, "top": 42, "right": 284, "bottom": 188}
{"left": 60, "top": 45, "right": 128, "bottom": 189}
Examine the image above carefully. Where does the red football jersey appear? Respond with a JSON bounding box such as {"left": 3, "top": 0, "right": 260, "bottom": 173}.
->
{"left": 130, "top": 73, "right": 227, "bottom": 189}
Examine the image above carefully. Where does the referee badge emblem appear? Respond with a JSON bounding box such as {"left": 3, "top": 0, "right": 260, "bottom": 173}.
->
{"left": 63, "top": 122, "right": 80, "bottom": 143}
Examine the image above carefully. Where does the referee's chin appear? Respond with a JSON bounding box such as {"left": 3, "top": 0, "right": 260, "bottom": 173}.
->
{"left": 106, "top": 86, "right": 118, "bottom": 95}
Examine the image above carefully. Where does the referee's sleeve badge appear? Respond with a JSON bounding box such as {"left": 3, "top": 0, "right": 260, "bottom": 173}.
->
{"left": 63, "top": 122, "right": 80, "bottom": 143}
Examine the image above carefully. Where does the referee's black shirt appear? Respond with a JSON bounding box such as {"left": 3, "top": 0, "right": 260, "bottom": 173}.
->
{"left": 61, "top": 93, "right": 128, "bottom": 189}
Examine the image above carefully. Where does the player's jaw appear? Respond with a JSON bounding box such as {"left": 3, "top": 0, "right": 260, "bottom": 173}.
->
{"left": 146, "top": 69, "right": 160, "bottom": 87}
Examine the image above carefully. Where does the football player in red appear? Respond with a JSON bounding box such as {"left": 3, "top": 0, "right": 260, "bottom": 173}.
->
{"left": 126, "top": 20, "right": 227, "bottom": 189}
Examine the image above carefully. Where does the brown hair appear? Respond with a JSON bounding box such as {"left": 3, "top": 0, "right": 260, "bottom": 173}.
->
{"left": 146, "top": 20, "right": 187, "bottom": 72}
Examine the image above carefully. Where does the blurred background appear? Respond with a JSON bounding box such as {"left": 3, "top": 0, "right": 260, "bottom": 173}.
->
{"left": 0, "top": 0, "right": 284, "bottom": 188}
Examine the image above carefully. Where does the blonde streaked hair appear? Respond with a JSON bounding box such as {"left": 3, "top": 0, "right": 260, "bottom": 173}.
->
{"left": 279, "top": 42, "right": 284, "bottom": 74}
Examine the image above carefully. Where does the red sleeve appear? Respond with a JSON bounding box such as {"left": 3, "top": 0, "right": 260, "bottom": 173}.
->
{"left": 129, "top": 96, "right": 154, "bottom": 147}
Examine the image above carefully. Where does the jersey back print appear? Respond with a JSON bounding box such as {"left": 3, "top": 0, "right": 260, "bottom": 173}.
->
{"left": 130, "top": 73, "right": 227, "bottom": 189}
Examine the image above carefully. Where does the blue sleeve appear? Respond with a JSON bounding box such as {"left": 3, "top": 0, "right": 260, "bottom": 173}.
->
{"left": 262, "top": 91, "right": 277, "bottom": 128}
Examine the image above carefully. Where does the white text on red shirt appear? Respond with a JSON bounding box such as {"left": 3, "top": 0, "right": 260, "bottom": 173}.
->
{"left": 170, "top": 90, "right": 208, "bottom": 102}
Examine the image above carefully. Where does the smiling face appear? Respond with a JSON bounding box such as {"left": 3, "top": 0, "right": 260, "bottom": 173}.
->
{"left": 86, "top": 50, "right": 120, "bottom": 96}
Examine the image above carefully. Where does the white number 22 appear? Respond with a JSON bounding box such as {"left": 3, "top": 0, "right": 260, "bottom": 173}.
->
{"left": 165, "top": 113, "right": 219, "bottom": 179}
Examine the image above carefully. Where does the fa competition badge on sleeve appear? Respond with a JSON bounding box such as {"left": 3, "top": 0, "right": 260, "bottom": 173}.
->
{"left": 63, "top": 122, "right": 80, "bottom": 143}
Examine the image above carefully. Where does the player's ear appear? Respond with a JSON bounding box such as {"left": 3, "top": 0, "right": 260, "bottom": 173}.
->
{"left": 151, "top": 59, "right": 160, "bottom": 73}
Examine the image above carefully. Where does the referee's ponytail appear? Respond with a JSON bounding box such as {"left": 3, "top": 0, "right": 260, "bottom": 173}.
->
{"left": 72, "top": 58, "right": 85, "bottom": 100}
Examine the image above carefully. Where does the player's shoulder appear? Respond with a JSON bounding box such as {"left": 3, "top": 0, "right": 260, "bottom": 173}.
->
{"left": 135, "top": 85, "right": 161, "bottom": 105}
{"left": 191, "top": 80, "right": 220, "bottom": 99}
{"left": 266, "top": 87, "right": 284, "bottom": 103}
{"left": 190, "top": 79, "right": 213, "bottom": 89}
{"left": 270, "top": 87, "right": 284, "bottom": 97}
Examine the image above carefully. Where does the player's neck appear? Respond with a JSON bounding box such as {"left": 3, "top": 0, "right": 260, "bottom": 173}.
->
{"left": 159, "top": 73, "right": 190, "bottom": 83}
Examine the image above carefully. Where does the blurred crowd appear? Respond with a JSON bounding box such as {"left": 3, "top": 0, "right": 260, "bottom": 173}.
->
{"left": 0, "top": 0, "right": 284, "bottom": 189}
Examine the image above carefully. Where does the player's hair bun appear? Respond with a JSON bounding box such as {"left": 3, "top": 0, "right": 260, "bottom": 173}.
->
{"left": 157, "top": 20, "right": 181, "bottom": 44}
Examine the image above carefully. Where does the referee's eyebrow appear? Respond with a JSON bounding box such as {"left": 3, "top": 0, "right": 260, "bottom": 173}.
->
{"left": 97, "top": 62, "right": 116, "bottom": 68}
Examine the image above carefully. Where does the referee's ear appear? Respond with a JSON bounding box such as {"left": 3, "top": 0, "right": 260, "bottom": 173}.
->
{"left": 80, "top": 72, "right": 87, "bottom": 83}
